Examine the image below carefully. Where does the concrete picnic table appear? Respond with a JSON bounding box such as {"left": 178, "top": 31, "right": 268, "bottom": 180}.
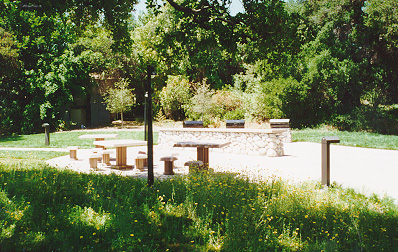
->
{"left": 93, "top": 139, "right": 147, "bottom": 169}
{"left": 173, "top": 141, "right": 231, "bottom": 167}
{"left": 79, "top": 134, "right": 118, "bottom": 148}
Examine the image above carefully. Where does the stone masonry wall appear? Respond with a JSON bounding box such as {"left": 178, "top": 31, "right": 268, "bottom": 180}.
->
{"left": 159, "top": 128, "right": 286, "bottom": 157}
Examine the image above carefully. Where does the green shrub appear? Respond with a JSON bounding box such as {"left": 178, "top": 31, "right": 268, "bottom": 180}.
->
{"left": 223, "top": 108, "right": 246, "bottom": 120}
{"left": 330, "top": 105, "right": 398, "bottom": 135}
{"left": 212, "top": 89, "right": 245, "bottom": 120}
{"left": 159, "top": 75, "right": 192, "bottom": 120}
{"left": 278, "top": 77, "right": 314, "bottom": 128}
{"left": 233, "top": 63, "right": 305, "bottom": 123}
{"left": 180, "top": 81, "right": 247, "bottom": 126}
{"left": 241, "top": 77, "right": 290, "bottom": 121}
{"left": 56, "top": 120, "right": 77, "bottom": 131}
{"left": 233, "top": 67, "right": 313, "bottom": 126}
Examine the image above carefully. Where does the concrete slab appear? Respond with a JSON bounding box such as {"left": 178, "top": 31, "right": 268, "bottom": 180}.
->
{"left": 2, "top": 140, "right": 398, "bottom": 204}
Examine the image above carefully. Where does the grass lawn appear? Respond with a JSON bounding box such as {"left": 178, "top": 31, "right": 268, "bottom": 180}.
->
{"left": 0, "top": 126, "right": 396, "bottom": 150}
{"left": 292, "top": 127, "right": 398, "bottom": 150}
{"left": 0, "top": 150, "right": 67, "bottom": 160}
{"left": 0, "top": 128, "right": 397, "bottom": 251}
{"left": 0, "top": 130, "right": 156, "bottom": 148}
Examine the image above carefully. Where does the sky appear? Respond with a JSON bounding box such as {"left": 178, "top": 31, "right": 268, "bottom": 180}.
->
{"left": 134, "top": 0, "right": 244, "bottom": 16}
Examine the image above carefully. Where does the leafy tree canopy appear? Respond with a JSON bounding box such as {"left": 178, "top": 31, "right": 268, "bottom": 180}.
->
{"left": 0, "top": 27, "right": 21, "bottom": 77}
{"left": 5, "top": 0, "right": 137, "bottom": 53}
{"left": 146, "top": 0, "right": 298, "bottom": 53}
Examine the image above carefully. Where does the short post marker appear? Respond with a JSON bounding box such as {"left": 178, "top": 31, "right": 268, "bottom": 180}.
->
{"left": 321, "top": 136, "right": 340, "bottom": 187}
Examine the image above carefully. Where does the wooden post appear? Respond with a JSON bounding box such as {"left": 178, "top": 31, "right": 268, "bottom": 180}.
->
{"left": 102, "top": 151, "right": 111, "bottom": 165}
{"left": 197, "top": 147, "right": 209, "bottom": 168}
{"left": 89, "top": 156, "right": 99, "bottom": 169}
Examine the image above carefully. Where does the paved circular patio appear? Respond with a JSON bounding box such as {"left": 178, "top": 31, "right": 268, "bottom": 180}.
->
{"left": 2, "top": 138, "right": 397, "bottom": 204}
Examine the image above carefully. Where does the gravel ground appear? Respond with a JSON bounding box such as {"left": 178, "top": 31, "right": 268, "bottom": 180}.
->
{"left": 42, "top": 141, "right": 398, "bottom": 204}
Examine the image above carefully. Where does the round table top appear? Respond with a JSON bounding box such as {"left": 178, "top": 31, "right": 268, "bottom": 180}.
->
{"left": 173, "top": 141, "right": 231, "bottom": 148}
{"left": 79, "top": 134, "right": 118, "bottom": 139}
{"left": 93, "top": 139, "right": 147, "bottom": 148}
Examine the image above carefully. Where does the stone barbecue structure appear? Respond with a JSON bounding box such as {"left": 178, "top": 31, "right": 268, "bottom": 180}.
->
{"left": 159, "top": 128, "right": 288, "bottom": 157}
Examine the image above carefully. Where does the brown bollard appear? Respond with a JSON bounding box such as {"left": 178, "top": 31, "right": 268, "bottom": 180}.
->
{"left": 42, "top": 123, "right": 50, "bottom": 146}
{"left": 321, "top": 136, "right": 340, "bottom": 187}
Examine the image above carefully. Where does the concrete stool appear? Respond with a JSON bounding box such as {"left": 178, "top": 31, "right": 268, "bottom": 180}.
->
{"left": 184, "top": 160, "right": 204, "bottom": 172}
{"left": 67, "top": 146, "right": 79, "bottom": 160}
{"left": 138, "top": 151, "right": 148, "bottom": 167}
{"left": 91, "top": 148, "right": 103, "bottom": 162}
{"left": 135, "top": 154, "right": 148, "bottom": 171}
{"left": 102, "top": 150, "right": 112, "bottom": 166}
{"left": 89, "top": 154, "right": 102, "bottom": 170}
{"left": 160, "top": 156, "right": 178, "bottom": 175}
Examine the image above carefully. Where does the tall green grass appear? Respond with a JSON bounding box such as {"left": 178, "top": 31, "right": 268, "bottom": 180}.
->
{"left": 0, "top": 163, "right": 396, "bottom": 251}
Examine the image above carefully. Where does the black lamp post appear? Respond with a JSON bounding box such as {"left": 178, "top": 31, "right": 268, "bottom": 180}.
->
{"left": 144, "top": 92, "right": 148, "bottom": 141}
{"left": 146, "top": 65, "right": 156, "bottom": 187}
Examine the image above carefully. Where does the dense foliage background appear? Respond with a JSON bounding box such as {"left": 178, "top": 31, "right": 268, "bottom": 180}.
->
{"left": 1, "top": 0, "right": 397, "bottom": 135}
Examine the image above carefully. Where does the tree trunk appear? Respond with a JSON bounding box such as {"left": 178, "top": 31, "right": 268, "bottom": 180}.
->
{"left": 121, "top": 112, "right": 124, "bottom": 128}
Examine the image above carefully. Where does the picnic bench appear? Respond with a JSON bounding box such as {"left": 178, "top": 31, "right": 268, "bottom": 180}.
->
{"left": 173, "top": 141, "right": 231, "bottom": 168}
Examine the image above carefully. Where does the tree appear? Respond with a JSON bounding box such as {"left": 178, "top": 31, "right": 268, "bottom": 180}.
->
{"left": 364, "top": 0, "right": 398, "bottom": 104}
{"left": 131, "top": 4, "right": 243, "bottom": 89}
{"left": 187, "top": 80, "right": 215, "bottom": 123}
{"left": 0, "top": 1, "right": 141, "bottom": 134}
{"left": 0, "top": 2, "right": 78, "bottom": 134}
{"left": 148, "top": 0, "right": 299, "bottom": 50}
{"left": 12, "top": 0, "right": 137, "bottom": 53}
{"left": 103, "top": 78, "right": 136, "bottom": 128}
{"left": 0, "top": 27, "right": 23, "bottom": 135}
